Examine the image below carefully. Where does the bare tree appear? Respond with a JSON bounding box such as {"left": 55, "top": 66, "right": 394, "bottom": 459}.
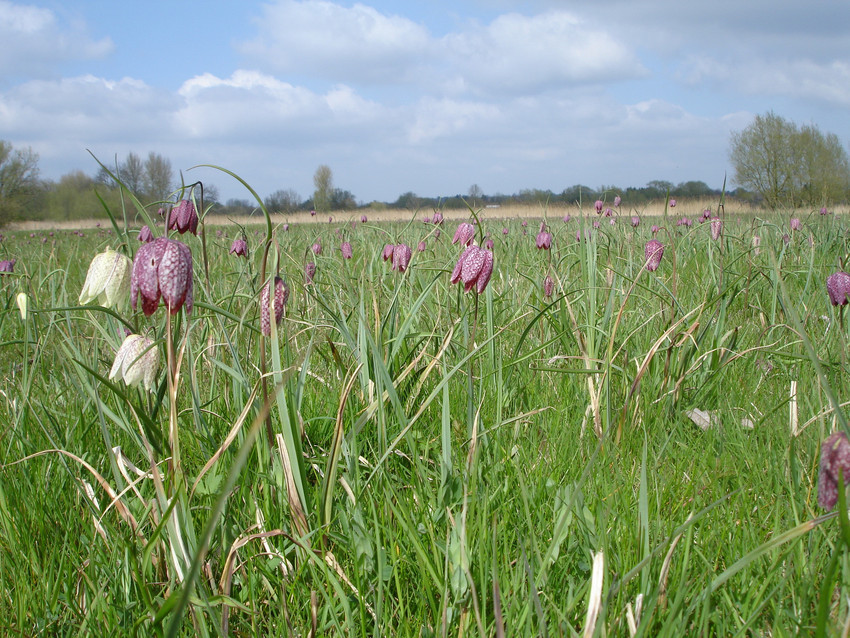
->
{"left": 120, "top": 152, "right": 145, "bottom": 193}
{"left": 265, "top": 188, "right": 301, "bottom": 213}
{"left": 143, "top": 152, "right": 173, "bottom": 202}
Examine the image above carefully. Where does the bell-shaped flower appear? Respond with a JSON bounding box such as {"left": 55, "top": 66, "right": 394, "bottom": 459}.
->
{"left": 613, "top": 196, "right": 622, "bottom": 207}
{"left": 340, "top": 241, "right": 353, "bottom": 259}
{"left": 669, "top": 199, "right": 677, "bottom": 208}
{"left": 79, "top": 249, "right": 132, "bottom": 309}
{"left": 305, "top": 261, "right": 316, "bottom": 284}
{"left": 418, "top": 240, "right": 427, "bottom": 252}
{"left": 790, "top": 218, "right": 801, "bottom": 232}
{"left": 392, "top": 243, "right": 412, "bottom": 272}
{"left": 131, "top": 237, "right": 194, "bottom": 316}
{"left": 644, "top": 239, "right": 664, "bottom": 272}
{"left": 382, "top": 244, "right": 394, "bottom": 261}
{"left": 710, "top": 217, "right": 722, "bottom": 241}
{"left": 432, "top": 211, "right": 444, "bottom": 225}
{"left": 0, "top": 259, "right": 15, "bottom": 273}
{"left": 229, "top": 238, "right": 248, "bottom": 257}
{"left": 651, "top": 225, "right": 660, "bottom": 236}
{"left": 452, "top": 222, "right": 475, "bottom": 246}
{"left": 631, "top": 216, "right": 640, "bottom": 228}
{"left": 109, "top": 334, "right": 159, "bottom": 392}
{"left": 138, "top": 225, "right": 153, "bottom": 243}
{"left": 543, "top": 275, "right": 554, "bottom": 298}
{"left": 360, "top": 214, "right": 368, "bottom": 223}
{"left": 261, "top": 276, "right": 289, "bottom": 336}
{"left": 312, "top": 242, "right": 322, "bottom": 255}
{"left": 450, "top": 245, "right": 494, "bottom": 294}
{"left": 594, "top": 200, "right": 604, "bottom": 214}
{"left": 167, "top": 200, "right": 199, "bottom": 235}
{"left": 535, "top": 231, "right": 552, "bottom": 250}
{"left": 818, "top": 431, "right": 850, "bottom": 510}
{"left": 827, "top": 271, "right": 850, "bottom": 306}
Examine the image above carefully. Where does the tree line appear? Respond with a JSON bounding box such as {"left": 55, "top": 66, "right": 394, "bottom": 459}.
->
{"left": 1, "top": 111, "right": 848, "bottom": 226}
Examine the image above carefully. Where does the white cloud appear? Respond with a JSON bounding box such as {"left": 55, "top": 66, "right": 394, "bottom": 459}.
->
{"left": 407, "top": 97, "right": 502, "bottom": 143}
{"left": 239, "top": 0, "right": 430, "bottom": 83}
{"left": 0, "top": 1, "right": 113, "bottom": 79}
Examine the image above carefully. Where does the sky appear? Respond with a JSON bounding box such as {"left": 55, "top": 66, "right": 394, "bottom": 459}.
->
{"left": 0, "top": 0, "right": 848, "bottom": 205}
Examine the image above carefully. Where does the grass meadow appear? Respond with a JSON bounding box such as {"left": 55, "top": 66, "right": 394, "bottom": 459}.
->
{"left": 1, "top": 183, "right": 850, "bottom": 636}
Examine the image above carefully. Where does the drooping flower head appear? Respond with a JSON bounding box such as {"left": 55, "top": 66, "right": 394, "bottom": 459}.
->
{"left": 340, "top": 241, "right": 353, "bottom": 259}
{"left": 669, "top": 199, "right": 677, "bottom": 208}
{"left": 613, "top": 196, "right": 622, "bottom": 207}
{"left": 450, "top": 245, "right": 494, "bottom": 294}
{"left": 229, "top": 238, "right": 248, "bottom": 257}
{"left": 382, "top": 244, "right": 394, "bottom": 261}
{"left": 311, "top": 241, "right": 322, "bottom": 255}
{"left": 261, "top": 276, "right": 289, "bottom": 336}
{"left": 138, "top": 225, "right": 153, "bottom": 243}
{"left": 109, "top": 334, "right": 159, "bottom": 392}
{"left": 0, "top": 259, "right": 15, "bottom": 273}
{"left": 594, "top": 200, "right": 604, "bottom": 214}
{"left": 80, "top": 249, "right": 132, "bottom": 309}
{"left": 392, "top": 243, "right": 412, "bottom": 272}
{"left": 820, "top": 206, "right": 830, "bottom": 215}
{"left": 452, "top": 222, "right": 475, "bottom": 247}
{"left": 563, "top": 214, "right": 571, "bottom": 223}
{"left": 790, "top": 218, "right": 801, "bottom": 232}
{"left": 418, "top": 240, "right": 427, "bottom": 252}
{"left": 818, "top": 431, "right": 850, "bottom": 510}
{"left": 167, "top": 200, "right": 199, "bottom": 235}
{"left": 543, "top": 275, "right": 554, "bottom": 298}
{"left": 502, "top": 227, "right": 509, "bottom": 235}
{"left": 131, "top": 237, "right": 193, "bottom": 315}
{"left": 305, "top": 261, "right": 316, "bottom": 284}
{"left": 651, "top": 225, "right": 660, "bottom": 236}
{"left": 535, "top": 230, "right": 552, "bottom": 250}
{"left": 360, "top": 214, "right": 368, "bottom": 223}
{"left": 644, "top": 239, "right": 664, "bottom": 272}
{"left": 432, "top": 211, "right": 444, "bottom": 225}
{"left": 484, "top": 238, "right": 494, "bottom": 250}
{"left": 827, "top": 271, "right": 850, "bottom": 306}
{"left": 710, "top": 217, "right": 722, "bottom": 241}
{"left": 631, "top": 216, "right": 640, "bottom": 228}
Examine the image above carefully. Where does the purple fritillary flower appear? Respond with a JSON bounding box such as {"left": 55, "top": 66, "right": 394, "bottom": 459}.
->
{"left": 605, "top": 208, "right": 613, "bottom": 217}
{"left": 305, "top": 261, "right": 316, "bottom": 284}
{"left": 451, "top": 245, "right": 493, "bottom": 294}
{"left": 521, "top": 220, "right": 528, "bottom": 228}
{"left": 382, "top": 244, "right": 394, "bottom": 261}
{"left": 418, "top": 240, "right": 427, "bottom": 252}
{"left": 669, "top": 199, "right": 677, "bottom": 208}
{"left": 138, "top": 225, "right": 153, "bottom": 243}
{"left": 312, "top": 242, "right": 322, "bottom": 255}
{"left": 701, "top": 209, "right": 712, "bottom": 222}
{"left": 392, "top": 243, "right": 412, "bottom": 272}
{"left": 818, "top": 431, "right": 850, "bottom": 510}
{"left": 283, "top": 223, "right": 290, "bottom": 232}
{"left": 0, "top": 259, "right": 15, "bottom": 273}
{"left": 644, "top": 239, "right": 664, "bottom": 272}
{"left": 484, "top": 238, "right": 494, "bottom": 250}
{"left": 167, "top": 200, "right": 199, "bottom": 235}
{"left": 340, "top": 241, "right": 353, "bottom": 259}
{"left": 563, "top": 214, "right": 571, "bottom": 223}
{"left": 649, "top": 224, "right": 659, "bottom": 235}
{"left": 827, "top": 271, "right": 850, "bottom": 306}
{"left": 710, "top": 217, "right": 722, "bottom": 241}
{"left": 328, "top": 216, "right": 333, "bottom": 223}
{"left": 782, "top": 234, "right": 791, "bottom": 245}
{"left": 592, "top": 220, "right": 600, "bottom": 229}
{"left": 613, "top": 196, "right": 622, "bottom": 207}
{"left": 631, "top": 216, "right": 640, "bottom": 228}
{"left": 361, "top": 214, "right": 368, "bottom": 223}
{"left": 434, "top": 228, "right": 441, "bottom": 239}
{"left": 594, "top": 200, "right": 604, "bottom": 214}
{"left": 261, "top": 275, "right": 289, "bottom": 336}
{"left": 310, "top": 209, "right": 316, "bottom": 216}
{"left": 790, "top": 218, "right": 801, "bottom": 232}
{"left": 543, "top": 275, "right": 554, "bottom": 299}
{"left": 432, "top": 211, "right": 444, "bottom": 225}
{"left": 821, "top": 207, "right": 830, "bottom": 215}
{"left": 452, "top": 222, "right": 475, "bottom": 247}
{"left": 229, "top": 238, "right": 248, "bottom": 257}
{"left": 535, "top": 231, "right": 552, "bottom": 250}
{"left": 502, "top": 227, "right": 509, "bottom": 235}
{"left": 131, "top": 237, "right": 193, "bottom": 316}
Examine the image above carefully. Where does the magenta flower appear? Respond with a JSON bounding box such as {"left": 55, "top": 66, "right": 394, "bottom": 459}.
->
{"left": 820, "top": 206, "right": 829, "bottom": 215}
{"left": 261, "top": 276, "right": 289, "bottom": 336}
{"left": 592, "top": 220, "right": 600, "bottom": 229}
{"left": 0, "top": 259, "right": 15, "bottom": 273}
{"left": 669, "top": 199, "right": 677, "bottom": 208}
{"left": 790, "top": 218, "right": 801, "bottom": 232}
{"left": 650, "top": 224, "right": 659, "bottom": 236}
{"left": 576, "top": 228, "right": 592, "bottom": 242}
{"left": 543, "top": 275, "right": 554, "bottom": 298}
{"left": 818, "top": 432, "right": 850, "bottom": 510}
{"left": 613, "top": 196, "right": 622, "bottom": 207}
{"left": 432, "top": 211, "right": 444, "bottom": 225}
{"left": 283, "top": 223, "right": 290, "bottom": 232}
{"left": 450, "top": 245, "right": 494, "bottom": 294}
{"left": 131, "top": 237, "right": 193, "bottom": 316}
{"left": 138, "top": 225, "right": 153, "bottom": 243}
{"left": 434, "top": 228, "right": 441, "bottom": 239}
{"left": 644, "top": 239, "right": 664, "bottom": 272}
{"left": 452, "top": 222, "right": 475, "bottom": 246}
{"left": 361, "top": 214, "right": 368, "bottom": 223}
{"left": 418, "top": 240, "right": 427, "bottom": 252}
{"left": 631, "top": 216, "right": 640, "bottom": 228}
{"left": 229, "top": 238, "right": 248, "bottom": 257}
{"left": 310, "top": 209, "right": 316, "bottom": 217}
{"left": 604, "top": 208, "right": 613, "bottom": 217}
{"left": 701, "top": 209, "right": 712, "bottom": 222}
{"left": 311, "top": 242, "right": 322, "bottom": 255}
{"left": 340, "top": 241, "right": 353, "bottom": 259}
{"left": 502, "top": 227, "right": 509, "bottom": 235}
{"left": 563, "top": 214, "right": 571, "bottom": 223}
{"left": 521, "top": 220, "right": 528, "bottom": 228}
{"left": 167, "top": 200, "right": 199, "bottom": 235}
{"left": 305, "top": 261, "right": 316, "bottom": 284}
{"left": 827, "top": 271, "right": 850, "bottom": 306}
{"left": 536, "top": 231, "right": 552, "bottom": 250}
{"left": 484, "top": 238, "right": 494, "bottom": 250}
{"left": 382, "top": 244, "right": 394, "bottom": 261}
{"left": 594, "top": 200, "right": 604, "bottom": 214}
{"left": 710, "top": 217, "right": 722, "bottom": 241}
{"left": 328, "top": 216, "right": 333, "bottom": 223}
{"left": 392, "top": 243, "right": 412, "bottom": 272}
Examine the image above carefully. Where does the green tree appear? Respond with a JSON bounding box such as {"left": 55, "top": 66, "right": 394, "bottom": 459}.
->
{"left": 312, "top": 165, "right": 333, "bottom": 212}
{"left": 0, "top": 140, "right": 41, "bottom": 225}
{"left": 729, "top": 111, "right": 850, "bottom": 208}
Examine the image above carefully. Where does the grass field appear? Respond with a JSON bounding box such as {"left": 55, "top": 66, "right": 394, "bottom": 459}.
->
{"left": 1, "top": 185, "right": 849, "bottom": 636}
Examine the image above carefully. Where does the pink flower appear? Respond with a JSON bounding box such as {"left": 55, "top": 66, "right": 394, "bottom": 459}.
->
{"left": 452, "top": 222, "right": 475, "bottom": 246}
{"left": 818, "top": 432, "right": 850, "bottom": 509}
{"left": 827, "top": 271, "right": 850, "bottom": 306}
{"left": 701, "top": 209, "right": 712, "bottom": 222}
{"left": 710, "top": 217, "right": 722, "bottom": 241}
{"left": 312, "top": 242, "right": 322, "bottom": 255}
{"left": 644, "top": 239, "right": 664, "bottom": 272}
{"left": 361, "top": 214, "right": 368, "bottom": 223}
{"left": 535, "top": 231, "right": 552, "bottom": 250}
{"left": 310, "top": 209, "right": 316, "bottom": 216}
{"left": 521, "top": 220, "right": 528, "bottom": 228}
{"left": 328, "top": 216, "right": 333, "bottom": 223}
{"left": 382, "top": 244, "right": 394, "bottom": 261}
{"left": 502, "top": 227, "right": 509, "bottom": 235}
{"left": 820, "top": 206, "right": 830, "bottom": 215}
{"left": 790, "top": 218, "right": 801, "bottom": 232}
{"left": 340, "top": 241, "right": 353, "bottom": 259}
{"left": 229, "top": 238, "right": 248, "bottom": 257}
{"left": 131, "top": 237, "right": 193, "bottom": 315}
{"left": 613, "top": 196, "right": 622, "bottom": 207}
{"left": 0, "top": 259, "right": 15, "bottom": 273}
{"left": 305, "top": 261, "right": 316, "bottom": 284}
{"left": 261, "top": 276, "right": 289, "bottom": 336}
{"left": 592, "top": 220, "right": 600, "bottom": 229}
{"left": 651, "top": 224, "right": 660, "bottom": 236}
{"left": 418, "top": 240, "right": 426, "bottom": 252}
{"left": 432, "top": 211, "right": 444, "bottom": 225}
{"left": 669, "top": 199, "right": 677, "bottom": 208}
{"left": 604, "top": 208, "right": 613, "bottom": 217}
{"left": 392, "top": 243, "right": 412, "bottom": 272}
{"left": 167, "top": 200, "right": 199, "bottom": 235}
{"left": 450, "top": 245, "right": 494, "bottom": 294}
{"left": 484, "top": 238, "right": 494, "bottom": 250}
{"left": 138, "top": 225, "right": 153, "bottom": 243}
{"left": 594, "top": 200, "right": 604, "bottom": 214}
{"left": 563, "top": 214, "right": 571, "bottom": 223}
{"left": 283, "top": 223, "right": 290, "bottom": 232}
{"left": 631, "top": 216, "right": 640, "bottom": 228}
{"left": 543, "top": 275, "right": 554, "bottom": 298}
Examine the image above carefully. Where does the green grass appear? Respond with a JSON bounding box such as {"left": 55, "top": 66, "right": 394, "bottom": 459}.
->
{"left": 0, "top": 196, "right": 848, "bottom": 636}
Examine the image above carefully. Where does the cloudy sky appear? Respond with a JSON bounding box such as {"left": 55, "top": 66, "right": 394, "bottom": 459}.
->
{"left": 1, "top": 0, "right": 848, "bottom": 205}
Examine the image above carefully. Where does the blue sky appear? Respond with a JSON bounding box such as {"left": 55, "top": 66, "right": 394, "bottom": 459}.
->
{"left": 1, "top": 0, "right": 848, "bottom": 205}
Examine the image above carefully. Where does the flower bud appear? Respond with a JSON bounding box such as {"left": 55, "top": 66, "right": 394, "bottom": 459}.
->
{"left": 80, "top": 249, "right": 132, "bottom": 309}
{"left": 261, "top": 276, "right": 289, "bottom": 336}
{"left": 818, "top": 431, "right": 850, "bottom": 510}
{"left": 109, "top": 334, "right": 159, "bottom": 392}
{"left": 543, "top": 275, "right": 554, "bottom": 298}
{"left": 340, "top": 241, "right": 353, "bottom": 259}
{"left": 138, "top": 225, "right": 153, "bottom": 243}
{"left": 644, "top": 239, "right": 664, "bottom": 272}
